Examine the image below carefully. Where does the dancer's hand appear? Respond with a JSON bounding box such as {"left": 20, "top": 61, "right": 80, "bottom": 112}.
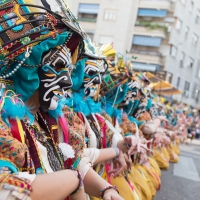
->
{"left": 108, "top": 150, "right": 126, "bottom": 178}
{"left": 124, "top": 136, "right": 139, "bottom": 155}
{"left": 124, "top": 153, "right": 132, "bottom": 170}
{"left": 103, "top": 189, "right": 124, "bottom": 200}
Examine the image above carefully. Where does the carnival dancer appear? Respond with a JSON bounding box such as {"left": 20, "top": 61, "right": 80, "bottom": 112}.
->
{"left": 0, "top": 1, "right": 124, "bottom": 199}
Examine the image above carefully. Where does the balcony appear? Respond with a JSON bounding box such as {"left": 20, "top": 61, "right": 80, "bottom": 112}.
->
{"left": 135, "top": 22, "right": 167, "bottom": 37}
{"left": 138, "top": 0, "right": 173, "bottom": 11}
{"left": 77, "top": 3, "right": 99, "bottom": 23}
{"left": 129, "top": 50, "right": 163, "bottom": 66}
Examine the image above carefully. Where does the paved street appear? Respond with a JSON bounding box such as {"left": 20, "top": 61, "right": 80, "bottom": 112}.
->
{"left": 155, "top": 140, "right": 200, "bottom": 200}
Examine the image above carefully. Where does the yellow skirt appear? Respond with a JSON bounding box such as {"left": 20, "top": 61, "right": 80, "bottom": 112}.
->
{"left": 135, "top": 165, "right": 157, "bottom": 198}
{"left": 176, "top": 138, "right": 181, "bottom": 146}
{"left": 90, "top": 175, "right": 136, "bottom": 200}
{"left": 167, "top": 145, "right": 179, "bottom": 163}
{"left": 161, "top": 146, "right": 170, "bottom": 162}
{"left": 153, "top": 148, "right": 169, "bottom": 169}
{"left": 141, "top": 163, "right": 161, "bottom": 191}
{"left": 148, "top": 156, "right": 161, "bottom": 177}
{"left": 170, "top": 142, "right": 181, "bottom": 156}
{"left": 129, "top": 178, "right": 143, "bottom": 200}
{"left": 110, "top": 175, "right": 137, "bottom": 200}
{"left": 129, "top": 166, "right": 153, "bottom": 200}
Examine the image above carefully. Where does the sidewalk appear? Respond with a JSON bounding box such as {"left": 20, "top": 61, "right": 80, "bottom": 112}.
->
{"left": 184, "top": 138, "right": 200, "bottom": 145}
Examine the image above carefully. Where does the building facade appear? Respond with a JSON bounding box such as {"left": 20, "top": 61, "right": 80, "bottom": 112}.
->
{"left": 35, "top": 0, "right": 200, "bottom": 107}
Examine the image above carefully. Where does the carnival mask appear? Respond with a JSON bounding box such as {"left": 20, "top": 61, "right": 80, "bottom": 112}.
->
{"left": 38, "top": 45, "right": 73, "bottom": 111}
{"left": 82, "top": 59, "right": 107, "bottom": 97}
{"left": 122, "top": 78, "right": 141, "bottom": 105}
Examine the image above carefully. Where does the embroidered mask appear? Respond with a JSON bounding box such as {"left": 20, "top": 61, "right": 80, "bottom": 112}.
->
{"left": 38, "top": 45, "right": 73, "bottom": 111}
{"left": 82, "top": 59, "right": 107, "bottom": 97}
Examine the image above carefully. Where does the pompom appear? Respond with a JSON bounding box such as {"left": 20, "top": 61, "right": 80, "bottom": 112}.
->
{"left": 1, "top": 95, "right": 34, "bottom": 126}
{"left": 58, "top": 143, "right": 75, "bottom": 161}
{"left": 73, "top": 92, "right": 90, "bottom": 116}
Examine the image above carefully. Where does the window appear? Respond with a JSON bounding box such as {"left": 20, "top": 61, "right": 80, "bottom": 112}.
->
{"left": 170, "top": 45, "right": 177, "bottom": 57}
{"left": 166, "top": 72, "right": 173, "bottom": 83}
{"left": 177, "top": 77, "right": 181, "bottom": 88}
{"left": 192, "top": 33, "right": 198, "bottom": 45}
{"left": 184, "top": 81, "right": 190, "bottom": 97}
{"left": 189, "top": 1, "right": 194, "bottom": 12}
{"left": 175, "top": 18, "right": 182, "bottom": 30}
{"left": 192, "top": 84, "right": 200, "bottom": 101}
{"left": 184, "top": 81, "right": 190, "bottom": 91}
{"left": 78, "top": 4, "right": 99, "bottom": 22}
{"left": 188, "top": 57, "right": 194, "bottom": 68}
{"left": 99, "top": 35, "right": 113, "bottom": 45}
{"left": 185, "top": 26, "right": 189, "bottom": 38}
{"left": 197, "top": 60, "right": 200, "bottom": 78}
{"left": 181, "top": 0, "right": 186, "bottom": 4}
{"left": 104, "top": 10, "right": 117, "bottom": 21}
{"left": 196, "top": 15, "right": 200, "bottom": 24}
{"left": 167, "top": 25, "right": 173, "bottom": 32}
{"left": 180, "top": 52, "right": 185, "bottom": 67}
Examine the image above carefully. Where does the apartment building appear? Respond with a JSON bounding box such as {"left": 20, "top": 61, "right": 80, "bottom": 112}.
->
{"left": 33, "top": 0, "right": 200, "bottom": 107}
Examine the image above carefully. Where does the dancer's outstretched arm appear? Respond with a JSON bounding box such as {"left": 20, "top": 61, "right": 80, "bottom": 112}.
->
{"left": 84, "top": 168, "right": 124, "bottom": 200}
{"left": 31, "top": 169, "right": 83, "bottom": 200}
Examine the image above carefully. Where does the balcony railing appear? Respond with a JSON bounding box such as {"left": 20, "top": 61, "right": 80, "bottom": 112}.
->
{"left": 138, "top": 0, "right": 174, "bottom": 11}
{"left": 130, "top": 49, "right": 163, "bottom": 57}
{"left": 135, "top": 21, "right": 168, "bottom": 35}
{"left": 77, "top": 18, "right": 97, "bottom": 22}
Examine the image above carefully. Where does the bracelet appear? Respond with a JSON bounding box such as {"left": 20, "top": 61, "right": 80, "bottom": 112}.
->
{"left": 123, "top": 141, "right": 131, "bottom": 149}
{"left": 113, "top": 147, "right": 119, "bottom": 157}
{"left": 70, "top": 170, "right": 83, "bottom": 195}
{"left": 100, "top": 185, "right": 119, "bottom": 198}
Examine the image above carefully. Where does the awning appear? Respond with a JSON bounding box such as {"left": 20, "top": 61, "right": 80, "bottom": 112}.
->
{"left": 150, "top": 81, "right": 182, "bottom": 95}
{"left": 78, "top": 3, "right": 99, "bottom": 14}
{"left": 158, "top": 88, "right": 183, "bottom": 96}
{"left": 145, "top": 72, "right": 161, "bottom": 83}
{"left": 151, "top": 81, "right": 173, "bottom": 90}
{"left": 132, "top": 62, "right": 160, "bottom": 72}
{"left": 138, "top": 9, "right": 167, "bottom": 17}
{"left": 133, "top": 35, "right": 162, "bottom": 47}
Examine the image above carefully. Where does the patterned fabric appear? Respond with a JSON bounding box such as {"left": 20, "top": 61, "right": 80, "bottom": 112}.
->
{"left": 0, "top": 118, "right": 11, "bottom": 136}
{"left": 0, "top": 134, "right": 26, "bottom": 168}
{"left": 34, "top": 129, "right": 63, "bottom": 172}
{"left": 0, "top": 173, "right": 32, "bottom": 200}
{"left": 86, "top": 115, "right": 101, "bottom": 148}
{"left": 95, "top": 114, "right": 114, "bottom": 148}
{"left": 63, "top": 107, "right": 85, "bottom": 168}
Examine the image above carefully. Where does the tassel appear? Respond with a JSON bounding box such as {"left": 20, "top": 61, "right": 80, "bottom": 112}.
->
{"left": 16, "top": 117, "right": 25, "bottom": 144}
{"left": 9, "top": 118, "right": 25, "bottom": 144}
{"left": 58, "top": 116, "right": 69, "bottom": 144}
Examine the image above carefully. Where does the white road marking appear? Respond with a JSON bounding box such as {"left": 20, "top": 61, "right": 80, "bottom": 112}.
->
{"left": 173, "top": 156, "right": 200, "bottom": 182}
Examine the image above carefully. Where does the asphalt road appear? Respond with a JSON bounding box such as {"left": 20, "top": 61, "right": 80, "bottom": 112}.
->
{"left": 154, "top": 140, "right": 200, "bottom": 200}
